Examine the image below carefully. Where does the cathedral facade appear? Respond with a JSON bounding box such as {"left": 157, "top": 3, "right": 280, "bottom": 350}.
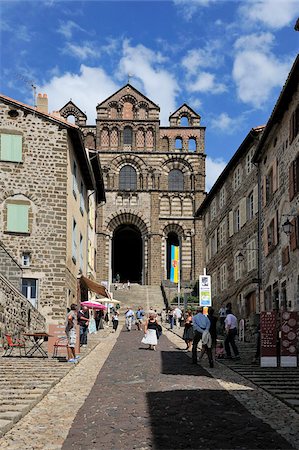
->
{"left": 60, "top": 84, "right": 206, "bottom": 287}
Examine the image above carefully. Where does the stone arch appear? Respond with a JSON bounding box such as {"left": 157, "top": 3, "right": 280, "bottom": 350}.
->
{"left": 108, "top": 101, "right": 119, "bottom": 119}
{"left": 161, "top": 136, "right": 169, "bottom": 151}
{"left": 162, "top": 157, "right": 194, "bottom": 174}
{"left": 161, "top": 222, "right": 186, "bottom": 238}
{"left": 137, "top": 101, "right": 149, "bottom": 119}
{"left": 110, "top": 154, "right": 147, "bottom": 173}
{"left": 59, "top": 101, "right": 87, "bottom": 126}
{"left": 105, "top": 210, "right": 150, "bottom": 237}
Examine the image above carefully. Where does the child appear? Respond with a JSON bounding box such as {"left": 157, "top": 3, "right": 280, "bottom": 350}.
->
{"left": 216, "top": 341, "right": 225, "bottom": 359}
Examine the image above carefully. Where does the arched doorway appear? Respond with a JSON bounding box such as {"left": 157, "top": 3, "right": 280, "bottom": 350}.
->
{"left": 166, "top": 232, "right": 180, "bottom": 280}
{"left": 112, "top": 224, "right": 142, "bottom": 283}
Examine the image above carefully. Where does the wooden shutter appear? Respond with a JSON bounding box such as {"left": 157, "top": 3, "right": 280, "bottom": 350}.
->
{"left": 240, "top": 197, "right": 247, "bottom": 228}
{"left": 274, "top": 211, "right": 279, "bottom": 246}
{"left": 290, "top": 218, "right": 297, "bottom": 251}
{"left": 289, "top": 163, "right": 295, "bottom": 201}
{"left": 7, "top": 204, "right": 29, "bottom": 232}
{"left": 262, "top": 176, "right": 267, "bottom": 206}
{"left": 1, "top": 134, "right": 22, "bottom": 162}
{"left": 263, "top": 226, "right": 269, "bottom": 256}
{"left": 272, "top": 159, "right": 278, "bottom": 192}
{"left": 253, "top": 184, "right": 259, "bottom": 214}
{"left": 228, "top": 211, "right": 234, "bottom": 237}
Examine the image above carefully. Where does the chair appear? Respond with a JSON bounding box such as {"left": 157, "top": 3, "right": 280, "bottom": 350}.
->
{"left": 52, "top": 336, "right": 68, "bottom": 358}
{"left": 3, "top": 334, "right": 26, "bottom": 357}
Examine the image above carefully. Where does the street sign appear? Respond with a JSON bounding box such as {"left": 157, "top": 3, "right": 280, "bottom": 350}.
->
{"left": 199, "top": 275, "right": 211, "bottom": 307}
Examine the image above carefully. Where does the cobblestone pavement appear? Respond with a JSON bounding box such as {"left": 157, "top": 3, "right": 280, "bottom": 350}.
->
{"left": 62, "top": 327, "right": 297, "bottom": 450}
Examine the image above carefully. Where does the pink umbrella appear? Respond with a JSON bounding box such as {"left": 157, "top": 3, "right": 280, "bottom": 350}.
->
{"left": 81, "top": 301, "right": 107, "bottom": 310}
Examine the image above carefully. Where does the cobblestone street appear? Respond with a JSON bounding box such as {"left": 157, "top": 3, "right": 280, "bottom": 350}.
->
{"left": 62, "top": 327, "right": 297, "bottom": 450}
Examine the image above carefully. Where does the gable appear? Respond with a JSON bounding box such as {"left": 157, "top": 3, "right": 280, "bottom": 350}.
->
{"left": 97, "top": 84, "right": 160, "bottom": 110}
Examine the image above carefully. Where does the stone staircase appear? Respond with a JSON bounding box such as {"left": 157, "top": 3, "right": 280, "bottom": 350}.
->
{"left": 111, "top": 284, "right": 165, "bottom": 312}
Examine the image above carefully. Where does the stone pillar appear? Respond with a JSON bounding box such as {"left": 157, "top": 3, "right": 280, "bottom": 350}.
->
{"left": 148, "top": 234, "right": 162, "bottom": 285}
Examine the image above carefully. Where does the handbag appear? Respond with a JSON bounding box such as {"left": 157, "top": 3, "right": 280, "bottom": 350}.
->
{"left": 156, "top": 323, "right": 162, "bottom": 339}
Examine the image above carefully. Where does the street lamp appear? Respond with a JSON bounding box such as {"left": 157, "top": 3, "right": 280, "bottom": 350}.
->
{"left": 282, "top": 217, "right": 294, "bottom": 235}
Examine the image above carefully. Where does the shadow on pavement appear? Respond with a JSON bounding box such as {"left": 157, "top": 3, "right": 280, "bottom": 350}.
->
{"left": 160, "top": 350, "right": 213, "bottom": 376}
{"left": 146, "top": 389, "right": 293, "bottom": 449}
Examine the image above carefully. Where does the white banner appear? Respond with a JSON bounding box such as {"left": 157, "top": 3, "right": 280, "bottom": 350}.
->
{"left": 199, "top": 275, "right": 212, "bottom": 307}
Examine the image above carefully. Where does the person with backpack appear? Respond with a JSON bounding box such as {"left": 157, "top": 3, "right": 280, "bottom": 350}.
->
{"left": 141, "top": 313, "right": 162, "bottom": 351}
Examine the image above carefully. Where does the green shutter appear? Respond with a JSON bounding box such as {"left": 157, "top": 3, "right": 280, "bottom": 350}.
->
{"left": 1, "top": 134, "right": 22, "bottom": 162}
{"left": 7, "top": 204, "right": 29, "bottom": 232}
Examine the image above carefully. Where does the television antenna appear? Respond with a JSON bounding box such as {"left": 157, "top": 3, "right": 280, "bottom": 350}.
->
{"left": 14, "top": 72, "right": 37, "bottom": 108}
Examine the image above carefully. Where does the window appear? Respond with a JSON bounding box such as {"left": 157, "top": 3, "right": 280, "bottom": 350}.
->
{"left": 22, "top": 252, "right": 31, "bottom": 267}
{"left": 220, "top": 263, "right": 227, "bottom": 291}
{"left": 188, "top": 138, "right": 196, "bottom": 152}
{"left": 211, "top": 271, "right": 217, "bottom": 296}
{"left": 219, "top": 218, "right": 227, "bottom": 248}
{"left": 80, "top": 182, "right": 84, "bottom": 215}
{"left": 88, "top": 239, "right": 92, "bottom": 269}
{"left": 0, "top": 133, "right": 22, "bottom": 162}
{"left": 6, "top": 203, "right": 29, "bottom": 233}
{"left": 246, "top": 147, "right": 255, "bottom": 175}
{"left": 233, "top": 165, "right": 242, "bottom": 191}
{"left": 123, "top": 126, "right": 133, "bottom": 145}
{"left": 161, "top": 137, "right": 169, "bottom": 151}
{"left": 180, "top": 116, "right": 189, "bottom": 126}
{"left": 247, "top": 191, "right": 254, "bottom": 220}
{"left": 72, "top": 219, "right": 77, "bottom": 263}
{"left": 289, "top": 106, "right": 299, "bottom": 144}
{"left": 234, "top": 207, "right": 240, "bottom": 233}
{"left": 265, "top": 168, "right": 273, "bottom": 203}
{"left": 210, "top": 199, "right": 216, "bottom": 220}
{"left": 289, "top": 154, "right": 299, "bottom": 200}
{"left": 88, "top": 197, "right": 95, "bottom": 229}
{"left": 119, "top": 165, "right": 137, "bottom": 190}
{"left": 79, "top": 233, "right": 83, "bottom": 271}
{"left": 73, "top": 161, "right": 78, "bottom": 198}
{"left": 175, "top": 137, "right": 183, "bottom": 150}
{"left": 219, "top": 186, "right": 226, "bottom": 209}
{"left": 247, "top": 239, "right": 257, "bottom": 272}
{"left": 267, "top": 218, "right": 275, "bottom": 251}
{"left": 168, "top": 169, "right": 184, "bottom": 191}
{"left": 234, "top": 254, "right": 242, "bottom": 280}
{"left": 22, "top": 278, "right": 37, "bottom": 308}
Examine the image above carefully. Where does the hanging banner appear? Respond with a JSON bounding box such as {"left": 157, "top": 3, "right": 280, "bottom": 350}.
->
{"left": 260, "top": 311, "right": 277, "bottom": 367}
{"left": 199, "top": 275, "right": 211, "bottom": 307}
{"left": 280, "top": 311, "right": 298, "bottom": 367}
{"left": 170, "top": 245, "right": 179, "bottom": 283}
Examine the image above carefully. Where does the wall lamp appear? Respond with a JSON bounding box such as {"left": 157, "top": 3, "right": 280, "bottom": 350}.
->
{"left": 236, "top": 248, "right": 259, "bottom": 263}
{"left": 282, "top": 217, "right": 293, "bottom": 235}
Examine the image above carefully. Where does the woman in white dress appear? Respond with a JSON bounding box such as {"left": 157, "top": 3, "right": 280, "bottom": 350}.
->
{"left": 141, "top": 313, "right": 159, "bottom": 351}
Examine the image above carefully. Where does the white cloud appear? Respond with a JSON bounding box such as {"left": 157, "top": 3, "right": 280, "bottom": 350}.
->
{"left": 181, "top": 43, "right": 223, "bottom": 76}
{"left": 210, "top": 113, "right": 236, "bottom": 133}
{"left": 118, "top": 41, "right": 179, "bottom": 125}
{"left": 174, "top": 0, "right": 217, "bottom": 20}
{"left": 57, "top": 20, "right": 85, "bottom": 39}
{"left": 205, "top": 156, "right": 227, "bottom": 192}
{"left": 39, "top": 65, "right": 119, "bottom": 123}
{"left": 187, "top": 72, "right": 227, "bottom": 94}
{"left": 239, "top": 0, "right": 299, "bottom": 29}
{"left": 63, "top": 42, "right": 100, "bottom": 60}
{"left": 188, "top": 97, "right": 202, "bottom": 111}
{"left": 232, "top": 32, "right": 292, "bottom": 107}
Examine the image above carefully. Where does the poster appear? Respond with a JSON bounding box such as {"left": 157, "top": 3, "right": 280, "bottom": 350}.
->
{"left": 199, "top": 275, "right": 211, "bottom": 307}
{"left": 260, "top": 311, "right": 277, "bottom": 367}
{"left": 280, "top": 311, "right": 298, "bottom": 367}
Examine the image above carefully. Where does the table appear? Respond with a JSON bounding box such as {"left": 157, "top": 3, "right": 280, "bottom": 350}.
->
{"left": 23, "top": 332, "right": 52, "bottom": 358}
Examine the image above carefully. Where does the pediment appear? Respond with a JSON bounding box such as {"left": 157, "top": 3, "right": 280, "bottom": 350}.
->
{"left": 97, "top": 84, "right": 160, "bottom": 111}
{"left": 170, "top": 103, "right": 200, "bottom": 119}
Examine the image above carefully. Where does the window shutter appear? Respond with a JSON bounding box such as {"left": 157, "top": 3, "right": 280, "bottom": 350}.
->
{"left": 214, "top": 229, "right": 218, "bottom": 253}
{"left": 274, "top": 211, "right": 278, "bottom": 246}
{"left": 208, "top": 238, "right": 212, "bottom": 260}
{"left": 240, "top": 197, "right": 247, "bottom": 228}
{"left": 253, "top": 184, "right": 259, "bottom": 214}
{"left": 228, "top": 211, "right": 234, "bottom": 237}
{"left": 1, "top": 134, "right": 22, "bottom": 162}
{"left": 272, "top": 159, "right": 278, "bottom": 192}
{"left": 289, "top": 163, "right": 295, "bottom": 200}
{"left": 263, "top": 227, "right": 269, "bottom": 256}
{"left": 7, "top": 204, "right": 29, "bottom": 232}
{"left": 290, "top": 218, "right": 297, "bottom": 251}
{"left": 262, "top": 176, "right": 267, "bottom": 206}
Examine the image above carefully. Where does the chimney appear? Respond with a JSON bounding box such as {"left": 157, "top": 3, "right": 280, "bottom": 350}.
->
{"left": 36, "top": 93, "right": 48, "bottom": 114}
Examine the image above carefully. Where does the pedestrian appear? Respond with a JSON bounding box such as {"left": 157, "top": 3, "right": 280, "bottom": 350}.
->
{"left": 104, "top": 311, "right": 109, "bottom": 327}
{"left": 199, "top": 307, "right": 217, "bottom": 361}
{"left": 77, "top": 305, "right": 89, "bottom": 347}
{"left": 125, "top": 307, "right": 135, "bottom": 331}
{"left": 136, "top": 306, "right": 144, "bottom": 330}
{"left": 218, "top": 304, "right": 226, "bottom": 333}
{"left": 141, "top": 313, "right": 161, "bottom": 351}
{"left": 112, "top": 311, "right": 119, "bottom": 332}
{"left": 127, "top": 280, "right": 130, "bottom": 290}
{"left": 192, "top": 307, "right": 214, "bottom": 368}
{"left": 116, "top": 273, "right": 120, "bottom": 283}
{"left": 168, "top": 309, "right": 174, "bottom": 329}
{"left": 182, "top": 310, "right": 194, "bottom": 351}
{"left": 224, "top": 306, "right": 240, "bottom": 360}
{"left": 173, "top": 306, "right": 182, "bottom": 328}
{"left": 65, "top": 303, "right": 79, "bottom": 363}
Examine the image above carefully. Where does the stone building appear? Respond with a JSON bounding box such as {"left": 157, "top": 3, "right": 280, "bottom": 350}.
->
{"left": 60, "top": 84, "right": 206, "bottom": 287}
{"left": 0, "top": 93, "right": 105, "bottom": 324}
{"left": 196, "top": 126, "right": 264, "bottom": 328}
{"left": 253, "top": 55, "right": 299, "bottom": 312}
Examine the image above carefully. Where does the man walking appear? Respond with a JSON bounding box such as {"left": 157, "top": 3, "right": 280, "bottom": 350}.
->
{"left": 136, "top": 307, "right": 144, "bottom": 330}
{"left": 192, "top": 307, "right": 213, "bottom": 368}
{"left": 174, "top": 306, "right": 182, "bottom": 328}
{"left": 125, "top": 307, "right": 135, "bottom": 331}
{"left": 224, "top": 306, "right": 240, "bottom": 359}
{"left": 77, "top": 305, "right": 89, "bottom": 347}
{"left": 65, "top": 303, "right": 78, "bottom": 363}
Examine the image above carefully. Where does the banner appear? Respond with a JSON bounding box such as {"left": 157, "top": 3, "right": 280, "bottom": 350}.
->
{"left": 260, "top": 311, "right": 277, "bottom": 367}
{"left": 199, "top": 275, "right": 211, "bottom": 307}
{"left": 280, "top": 311, "right": 298, "bottom": 367}
{"left": 170, "top": 245, "right": 179, "bottom": 283}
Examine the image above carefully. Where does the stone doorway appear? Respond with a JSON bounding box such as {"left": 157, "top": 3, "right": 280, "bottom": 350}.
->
{"left": 112, "top": 224, "right": 142, "bottom": 283}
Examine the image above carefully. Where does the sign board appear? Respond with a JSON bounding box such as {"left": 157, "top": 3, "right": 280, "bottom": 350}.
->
{"left": 47, "top": 324, "right": 80, "bottom": 359}
{"left": 280, "top": 311, "right": 298, "bottom": 367}
{"left": 199, "top": 275, "right": 211, "bottom": 307}
{"left": 260, "top": 311, "right": 277, "bottom": 367}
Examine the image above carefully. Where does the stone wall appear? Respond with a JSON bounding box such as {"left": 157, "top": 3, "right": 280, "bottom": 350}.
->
{"left": 0, "top": 274, "right": 45, "bottom": 343}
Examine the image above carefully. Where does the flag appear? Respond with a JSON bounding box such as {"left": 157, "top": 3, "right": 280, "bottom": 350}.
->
{"left": 170, "top": 245, "right": 179, "bottom": 283}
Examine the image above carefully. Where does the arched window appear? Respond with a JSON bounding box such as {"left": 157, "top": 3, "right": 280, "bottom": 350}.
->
{"left": 188, "top": 138, "right": 196, "bottom": 152}
{"left": 123, "top": 126, "right": 133, "bottom": 145}
{"left": 67, "top": 115, "right": 76, "bottom": 124}
{"left": 161, "top": 137, "right": 169, "bottom": 151}
{"left": 168, "top": 169, "right": 184, "bottom": 191}
{"left": 180, "top": 116, "right": 189, "bottom": 126}
{"left": 119, "top": 165, "right": 137, "bottom": 190}
{"left": 175, "top": 137, "right": 183, "bottom": 150}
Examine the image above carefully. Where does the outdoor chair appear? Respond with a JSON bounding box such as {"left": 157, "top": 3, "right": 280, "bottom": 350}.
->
{"left": 52, "top": 336, "right": 68, "bottom": 358}
{"left": 3, "top": 334, "right": 26, "bottom": 357}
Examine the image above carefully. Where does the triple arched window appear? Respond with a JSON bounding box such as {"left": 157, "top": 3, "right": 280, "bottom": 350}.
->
{"left": 119, "top": 165, "right": 137, "bottom": 190}
{"left": 168, "top": 169, "right": 184, "bottom": 191}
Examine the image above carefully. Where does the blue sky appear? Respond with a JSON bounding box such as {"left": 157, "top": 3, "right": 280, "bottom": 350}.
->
{"left": 1, "top": 0, "right": 298, "bottom": 190}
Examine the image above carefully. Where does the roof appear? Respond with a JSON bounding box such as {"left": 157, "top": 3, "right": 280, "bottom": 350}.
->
{"left": 59, "top": 100, "right": 87, "bottom": 119}
{"left": 89, "top": 151, "right": 106, "bottom": 203}
{"left": 196, "top": 126, "right": 265, "bottom": 217}
{"left": 169, "top": 103, "right": 200, "bottom": 119}
{"left": 253, "top": 54, "right": 299, "bottom": 163}
{"left": 96, "top": 83, "right": 160, "bottom": 110}
{"left": 0, "top": 93, "right": 95, "bottom": 190}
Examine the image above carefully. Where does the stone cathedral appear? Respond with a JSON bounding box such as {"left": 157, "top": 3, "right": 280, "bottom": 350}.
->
{"left": 60, "top": 84, "right": 206, "bottom": 286}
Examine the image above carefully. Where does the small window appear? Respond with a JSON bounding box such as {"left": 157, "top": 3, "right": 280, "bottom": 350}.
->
{"left": 119, "top": 165, "right": 137, "bottom": 190}
{"left": 22, "top": 252, "right": 31, "bottom": 267}
{"left": 247, "top": 239, "right": 257, "bottom": 272}
{"left": 247, "top": 191, "right": 254, "bottom": 220}
{"left": 233, "top": 165, "right": 242, "bottom": 191}
{"left": 79, "top": 233, "right": 83, "bottom": 271}
{"left": 0, "top": 133, "right": 22, "bottom": 162}
{"left": 188, "top": 138, "right": 196, "bottom": 152}
{"left": 80, "top": 182, "right": 84, "bottom": 215}
{"left": 73, "top": 161, "right": 78, "bottom": 198}
{"left": 234, "top": 207, "right": 240, "bottom": 232}
{"left": 175, "top": 137, "right": 183, "bottom": 150}
{"left": 234, "top": 254, "right": 242, "bottom": 280}
{"left": 219, "top": 186, "right": 226, "bottom": 209}
{"left": 220, "top": 263, "right": 227, "bottom": 291}
{"left": 72, "top": 219, "right": 77, "bottom": 263}
{"left": 168, "top": 169, "right": 184, "bottom": 191}
{"left": 6, "top": 203, "right": 29, "bottom": 233}
{"left": 246, "top": 147, "right": 255, "bottom": 175}
{"left": 22, "top": 278, "right": 37, "bottom": 307}
{"left": 123, "top": 126, "right": 133, "bottom": 145}
{"left": 180, "top": 116, "right": 189, "bottom": 126}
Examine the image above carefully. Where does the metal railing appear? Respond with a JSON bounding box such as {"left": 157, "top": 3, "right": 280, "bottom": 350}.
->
{"left": 0, "top": 241, "right": 22, "bottom": 291}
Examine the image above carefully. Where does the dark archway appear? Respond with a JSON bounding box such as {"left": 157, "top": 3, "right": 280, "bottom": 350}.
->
{"left": 167, "top": 232, "right": 180, "bottom": 280}
{"left": 112, "top": 224, "right": 142, "bottom": 283}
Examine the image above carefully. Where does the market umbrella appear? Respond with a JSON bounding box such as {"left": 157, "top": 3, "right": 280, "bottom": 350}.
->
{"left": 81, "top": 301, "right": 107, "bottom": 310}
{"left": 106, "top": 299, "right": 122, "bottom": 304}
